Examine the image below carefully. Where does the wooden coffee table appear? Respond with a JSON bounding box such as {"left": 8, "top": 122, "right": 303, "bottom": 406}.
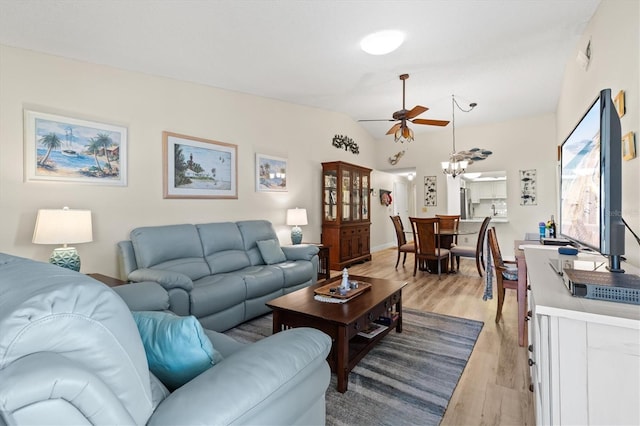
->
{"left": 266, "top": 275, "right": 407, "bottom": 393}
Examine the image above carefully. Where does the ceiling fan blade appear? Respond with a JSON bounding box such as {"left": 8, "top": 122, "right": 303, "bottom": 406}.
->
{"left": 357, "top": 119, "right": 396, "bottom": 122}
{"left": 386, "top": 122, "right": 401, "bottom": 135}
{"left": 406, "top": 105, "right": 428, "bottom": 119}
{"left": 411, "top": 118, "right": 450, "bottom": 127}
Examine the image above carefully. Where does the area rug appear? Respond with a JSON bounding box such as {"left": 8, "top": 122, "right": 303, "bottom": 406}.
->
{"left": 225, "top": 309, "right": 483, "bottom": 426}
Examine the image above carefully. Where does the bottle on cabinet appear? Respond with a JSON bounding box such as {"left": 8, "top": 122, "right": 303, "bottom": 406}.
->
{"left": 548, "top": 215, "right": 556, "bottom": 238}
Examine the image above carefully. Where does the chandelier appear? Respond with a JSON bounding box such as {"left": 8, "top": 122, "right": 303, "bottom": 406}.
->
{"left": 442, "top": 94, "right": 477, "bottom": 177}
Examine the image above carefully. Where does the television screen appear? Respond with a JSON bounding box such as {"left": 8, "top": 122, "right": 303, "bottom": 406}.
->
{"left": 560, "top": 97, "right": 601, "bottom": 250}
{"left": 560, "top": 89, "right": 624, "bottom": 272}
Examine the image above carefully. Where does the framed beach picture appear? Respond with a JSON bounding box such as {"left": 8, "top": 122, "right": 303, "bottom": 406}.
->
{"left": 24, "top": 110, "right": 127, "bottom": 185}
{"left": 256, "top": 153, "right": 287, "bottom": 192}
{"left": 163, "top": 131, "right": 237, "bottom": 199}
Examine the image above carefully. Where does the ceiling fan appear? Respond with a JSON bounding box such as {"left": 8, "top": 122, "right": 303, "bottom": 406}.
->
{"left": 359, "top": 73, "right": 450, "bottom": 143}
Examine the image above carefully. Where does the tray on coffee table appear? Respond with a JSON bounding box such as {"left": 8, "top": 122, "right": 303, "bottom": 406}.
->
{"left": 314, "top": 280, "right": 371, "bottom": 299}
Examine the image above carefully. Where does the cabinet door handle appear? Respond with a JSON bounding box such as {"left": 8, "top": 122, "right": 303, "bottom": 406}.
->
{"left": 529, "top": 384, "right": 534, "bottom": 393}
{"left": 528, "top": 344, "right": 533, "bottom": 352}
{"left": 527, "top": 310, "right": 532, "bottom": 317}
{"left": 528, "top": 358, "right": 535, "bottom": 366}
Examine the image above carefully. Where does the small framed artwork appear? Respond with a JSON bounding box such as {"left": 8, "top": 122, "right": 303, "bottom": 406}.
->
{"left": 24, "top": 110, "right": 127, "bottom": 185}
{"left": 520, "top": 169, "right": 537, "bottom": 205}
{"left": 256, "top": 153, "right": 287, "bottom": 192}
{"left": 622, "top": 132, "right": 636, "bottom": 161}
{"left": 163, "top": 131, "right": 237, "bottom": 199}
{"left": 424, "top": 176, "right": 437, "bottom": 206}
{"left": 614, "top": 90, "right": 625, "bottom": 118}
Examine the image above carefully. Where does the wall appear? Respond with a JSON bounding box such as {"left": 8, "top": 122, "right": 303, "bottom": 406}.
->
{"left": 0, "top": 45, "right": 384, "bottom": 276}
{"left": 557, "top": 0, "right": 640, "bottom": 267}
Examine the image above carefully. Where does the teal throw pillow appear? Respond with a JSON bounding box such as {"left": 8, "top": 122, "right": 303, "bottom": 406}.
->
{"left": 257, "top": 239, "right": 287, "bottom": 265}
{"left": 132, "top": 311, "right": 223, "bottom": 390}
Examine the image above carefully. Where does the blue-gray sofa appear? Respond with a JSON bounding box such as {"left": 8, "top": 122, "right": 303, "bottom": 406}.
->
{"left": 0, "top": 253, "right": 331, "bottom": 425}
{"left": 117, "top": 220, "right": 319, "bottom": 331}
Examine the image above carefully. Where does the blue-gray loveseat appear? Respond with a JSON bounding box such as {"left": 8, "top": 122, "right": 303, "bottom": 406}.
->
{"left": 117, "top": 220, "right": 319, "bottom": 331}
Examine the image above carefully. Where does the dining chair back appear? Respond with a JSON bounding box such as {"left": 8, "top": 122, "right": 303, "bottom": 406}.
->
{"left": 435, "top": 214, "right": 460, "bottom": 232}
{"left": 487, "top": 227, "right": 519, "bottom": 323}
{"left": 450, "top": 216, "right": 491, "bottom": 276}
{"left": 409, "top": 217, "right": 450, "bottom": 279}
{"left": 390, "top": 215, "right": 415, "bottom": 268}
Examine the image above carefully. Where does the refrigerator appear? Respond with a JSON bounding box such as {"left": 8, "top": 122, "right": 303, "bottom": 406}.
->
{"left": 460, "top": 188, "right": 471, "bottom": 219}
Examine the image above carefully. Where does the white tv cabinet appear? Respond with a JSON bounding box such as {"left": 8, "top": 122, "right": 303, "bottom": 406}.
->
{"left": 524, "top": 247, "right": 640, "bottom": 425}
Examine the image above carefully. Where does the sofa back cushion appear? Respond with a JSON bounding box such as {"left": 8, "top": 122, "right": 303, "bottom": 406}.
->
{"left": 0, "top": 253, "right": 154, "bottom": 425}
{"left": 237, "top": 220, "right": 280, "bottom": 266}
{"left": 197, "top": 222, "right": 251, "bottom": 274}
{"left": 131, "top": 224, "right": 210, "bottom": 280}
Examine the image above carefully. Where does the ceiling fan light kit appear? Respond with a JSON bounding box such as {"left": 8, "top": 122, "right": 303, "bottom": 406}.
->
{"left": 358, "top": 73, "right": 449, "bottom": 145}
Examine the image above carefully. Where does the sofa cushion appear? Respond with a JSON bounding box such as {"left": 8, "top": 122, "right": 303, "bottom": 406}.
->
{"left": 190, "top": 274, "right": 247, "bottom": 317}
{"left": 197, "top": 223, "right": 252, "bottom": 274}
{"left": 274, "top": 260, "right": 315, "bottom": 288}
{"left": 233, "top": 266, "right": 284, "bottom": 299}
{"left": 131, "top": 224, "right": 210, "bottom": 281}
{"left": 256, "top": 239, "right": 287, "bottom": 265}
{"left": 237, "top": 220, "right": 280, "bottom": 266}
{"left": 132, "top": 311, "right": 223, "bottom": 391}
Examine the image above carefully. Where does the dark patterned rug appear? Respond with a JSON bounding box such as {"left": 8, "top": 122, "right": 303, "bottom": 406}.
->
{"left": 225, "top": 309, "right": 483, "bottom": 426}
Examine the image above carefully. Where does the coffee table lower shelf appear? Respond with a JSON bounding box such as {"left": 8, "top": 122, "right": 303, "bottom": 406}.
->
{"left": 271, "top": 310, "right": 401, "bottom": 393}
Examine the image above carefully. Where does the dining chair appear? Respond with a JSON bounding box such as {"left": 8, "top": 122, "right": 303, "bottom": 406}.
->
{"left": 487, "top": 227, "right": 519, "bottom": 323}
{"left": 435, "top": 214, "right": 461, "bottom": 246}
{"left": 409, "top": 217, "right": 450, "bottom": 279}
{"left": 450, "top": 216, "right": 491, "bottom": 276}
{"left": 390, "top": 215, "right": 415, "bottom": 268}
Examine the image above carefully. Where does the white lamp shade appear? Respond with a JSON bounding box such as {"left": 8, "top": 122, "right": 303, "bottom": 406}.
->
{"left": 286, "top": 208, "right": 308, "bottom": 226}
{"left": 33, "top": 207, "right": 93, "bottom": 245}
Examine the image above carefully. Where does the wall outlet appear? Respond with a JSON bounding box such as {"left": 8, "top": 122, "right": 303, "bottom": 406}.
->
{"left": 422, "top": 207, "right": 427, "bottom": 213}
{"left": 464, "top": 237, "right": 469, "bottom": 243}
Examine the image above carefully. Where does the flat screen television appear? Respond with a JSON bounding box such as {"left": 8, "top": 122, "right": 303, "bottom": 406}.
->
{"left": 559, "top": 88, "right": 625, "bottom": 272}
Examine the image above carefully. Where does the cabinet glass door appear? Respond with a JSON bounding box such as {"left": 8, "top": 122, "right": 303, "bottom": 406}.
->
{"left": 352, "top": 170, "right": 361, "bottom": 220}
{"left": 362, "top": 175, "right": 369, "bottom": 220}
{"left": 342, "top": 171, "right": 351, "bottom": 221}
{"left": 323, "top": 170, "right": 337, "bottom": 221}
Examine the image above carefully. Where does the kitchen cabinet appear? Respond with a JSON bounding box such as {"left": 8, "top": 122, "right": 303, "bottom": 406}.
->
{"left": 469, "top": 180, "right": 506, "bottom": 200}
{"left": 322, "top": 161, "right": 371, "bottom": 270}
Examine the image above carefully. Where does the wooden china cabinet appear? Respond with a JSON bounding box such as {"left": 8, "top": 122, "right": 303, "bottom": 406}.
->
{"left": 321, "top": 161, "right": 372, "bottom": 270}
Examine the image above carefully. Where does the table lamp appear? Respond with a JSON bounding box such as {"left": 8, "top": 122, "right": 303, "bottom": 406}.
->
{"left": 32, "top": 206, "right": 93, "bottom": 271}
{"left": 286, "top": 208, "right": 308, "bottom": 245}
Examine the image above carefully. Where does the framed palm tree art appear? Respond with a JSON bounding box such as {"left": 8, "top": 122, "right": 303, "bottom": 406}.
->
{"left": 24, "top": 110, "right": 128, "bottom": 186}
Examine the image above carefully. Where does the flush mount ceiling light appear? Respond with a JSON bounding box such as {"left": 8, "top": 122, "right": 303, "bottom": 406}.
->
{"left": 360, "top": 30, "right": 405, "bottom": 55}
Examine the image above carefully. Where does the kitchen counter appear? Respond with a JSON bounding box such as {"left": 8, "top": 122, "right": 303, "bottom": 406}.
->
{"left": 461, "top": 217, "right": 509, "bottom": 223}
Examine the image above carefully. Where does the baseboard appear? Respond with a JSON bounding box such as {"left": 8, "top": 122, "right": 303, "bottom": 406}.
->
{"left": 371, "top": 243, "right": 395, "bottom": 253}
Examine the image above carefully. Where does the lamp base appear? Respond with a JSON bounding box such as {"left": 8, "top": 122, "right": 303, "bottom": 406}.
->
{"left": 49, "top": 247, "right": 81, "bottom": 271}
{"left": 291, "top": 226, "right": 303, "bottom": 245}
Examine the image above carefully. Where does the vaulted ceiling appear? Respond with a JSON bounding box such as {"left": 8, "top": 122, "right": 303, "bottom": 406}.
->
{"left": 0, "top": 0, "right": 600, "bottom": 139}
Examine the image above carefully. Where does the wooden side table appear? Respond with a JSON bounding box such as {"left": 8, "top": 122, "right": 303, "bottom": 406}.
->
{"left": 316, "top": 245, "right": 330, "bottom": 281}
{"left": 87, "top": 273, "right": 127, "bottom": 288}
{"left": 303, "top": 243, "right": 330, "bottom": 281}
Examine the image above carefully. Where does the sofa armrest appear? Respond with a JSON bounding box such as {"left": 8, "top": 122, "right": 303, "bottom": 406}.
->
{"left": 149, "top": 328, "right": 331, "bottom": 426}
{"left": 128, "top": 268, "right": 194, "bottom": 291}
{"left": 281, "top": 244, "right": 319, "bottom": 261}
{"left": 0, "top": 352, "right": 138, "bottom": 425}
{"left": 112, "top": 282, "right": 170, "bottom": 312}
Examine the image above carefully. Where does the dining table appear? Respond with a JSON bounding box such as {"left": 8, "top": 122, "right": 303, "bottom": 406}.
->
{"left": 407, "top": 227, "right": 480, "bottom": 274}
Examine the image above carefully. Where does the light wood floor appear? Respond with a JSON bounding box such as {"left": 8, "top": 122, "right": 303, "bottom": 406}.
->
{"left": 337, "top": 248, "right": 535, "bottom": 426}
